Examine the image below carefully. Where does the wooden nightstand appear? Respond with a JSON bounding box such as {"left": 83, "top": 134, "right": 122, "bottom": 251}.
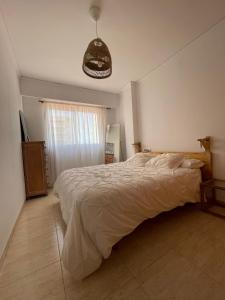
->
{"left": 200, "top": 179, "right": 225, "bottom": 218}
{"left": 105, "top": 153, "right": 114, "bottom": 164}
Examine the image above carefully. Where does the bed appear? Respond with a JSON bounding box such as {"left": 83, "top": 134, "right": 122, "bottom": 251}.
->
{"left": 54, "top": 137, "right": 212, "bottom": 280}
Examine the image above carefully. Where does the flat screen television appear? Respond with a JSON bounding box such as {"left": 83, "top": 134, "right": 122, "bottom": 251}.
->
{"left": 19, "top": 110, "right": 30, "bottom": 142}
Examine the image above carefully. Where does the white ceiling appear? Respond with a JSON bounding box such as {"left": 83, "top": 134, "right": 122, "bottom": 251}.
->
{"left": 1, "top": 0, "right": 225, "bottom": 93}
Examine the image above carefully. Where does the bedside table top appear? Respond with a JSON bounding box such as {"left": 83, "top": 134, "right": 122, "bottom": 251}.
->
{"left": 202, "top": 179, "right": 225, "bottom": 190}
{"left": 214, "top": 179, "right": 225, "bottom": 190}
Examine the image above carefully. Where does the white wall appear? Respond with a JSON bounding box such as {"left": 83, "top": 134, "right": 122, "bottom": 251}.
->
{"left": 20, "top": 77, "right": 119, "bottom": 106}
{"left": 0, "top": 11, "right": 25, "bottom": 258}
{"left": 21, "top": 78, "right": 120, "bottom": 141}
{"left": 136, "top": 19, "right": 225, "bottom": 180}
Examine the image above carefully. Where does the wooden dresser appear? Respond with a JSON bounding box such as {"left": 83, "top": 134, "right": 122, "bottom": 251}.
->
{"left": 22, "top": 141, "right": 48, "bottom": 199}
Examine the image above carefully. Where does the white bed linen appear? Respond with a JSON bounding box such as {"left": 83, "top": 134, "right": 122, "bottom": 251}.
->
{"left": 54, "top": 162, "right": 201, "bottom": 280}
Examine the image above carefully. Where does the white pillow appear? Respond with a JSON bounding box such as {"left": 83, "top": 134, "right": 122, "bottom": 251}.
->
{"left": 145, "top": 153, "right": 184, "bottom": 169}
{"left": 180, "top": 159, "right": 204, "bottom": 169}
{"left": 126, "top": 153, "right": 153, "bottom": 167}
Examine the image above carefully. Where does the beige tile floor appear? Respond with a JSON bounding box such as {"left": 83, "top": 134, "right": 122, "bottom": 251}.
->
{"left": 1, "top": 191, "right": 225, "bottom": 299}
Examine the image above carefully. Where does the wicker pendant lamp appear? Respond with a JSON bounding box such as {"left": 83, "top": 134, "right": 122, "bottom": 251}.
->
{"left": 82, "top": 6, "right": 112, "bottom": 79}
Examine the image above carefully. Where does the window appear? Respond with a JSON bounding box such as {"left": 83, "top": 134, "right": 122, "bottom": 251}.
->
{"left": 44, "top": 101, "right": 106, "bottom": 185}
{"left": 52, "top": 109, "right": 100, "bottom": 145}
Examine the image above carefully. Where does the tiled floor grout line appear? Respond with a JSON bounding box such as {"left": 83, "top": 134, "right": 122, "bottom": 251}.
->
{"left": 130, "top": 247, "right": 175, "bottom": 284}
{"left": 101, "top": 262, "right": 143, "bottom": 300}
{"left": 59, "top": 258, "right": 68, "bottom": 300}
{"left": 0, "top": 258, "right": 60, "bottom": 290}
{"left": 8, "top": 229, "right": 57, "bottom": 249}
{"left": 128, "top": 233, "right": 185, "bottom": 280}
{"left": 2, "top": 195, "right": 225, "bottom": 299}
{"left": 201, "top": 270, "right": 225, "bottom": 291}
{"left": 52, "top": 203, "right": 68, "bottom": 300}
{"left": 164, "top": 233, "right": 225, "bottom": 295}
{"left": 139, "top": 285, "right": 153, "bottom": 300}
{"left": 0, "top": 200, "right": 60, "bottom": 290}
{"left": 129, "top": 216, "right": 218, "bottom": 285}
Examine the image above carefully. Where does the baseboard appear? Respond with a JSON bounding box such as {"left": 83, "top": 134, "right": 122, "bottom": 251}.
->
{"left": 0, "top": 201, "right": 25, "bottom": 271}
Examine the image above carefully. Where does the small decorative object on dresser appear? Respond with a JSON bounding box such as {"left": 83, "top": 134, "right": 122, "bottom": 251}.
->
{"left": 200, "top": 179, "right": 225, "bottom": 218}
{"left": 22, "top": 141, "right": 48, "bottom": 199}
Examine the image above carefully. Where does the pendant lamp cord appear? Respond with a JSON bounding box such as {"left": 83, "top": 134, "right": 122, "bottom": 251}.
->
{"left": 96, "top": 20, "right": 99, "bottom": 38}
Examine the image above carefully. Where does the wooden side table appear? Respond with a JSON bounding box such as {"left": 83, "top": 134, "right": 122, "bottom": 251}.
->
{"left": 200, "top": 179, "right": 225, "bottom": 218}
{"left": 105, "top": 153, "right": 114, "bottom": 164}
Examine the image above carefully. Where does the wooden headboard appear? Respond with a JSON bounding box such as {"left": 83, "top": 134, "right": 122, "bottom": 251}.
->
{"left": 132, "top": 137, "right": 212, "bottom": 181}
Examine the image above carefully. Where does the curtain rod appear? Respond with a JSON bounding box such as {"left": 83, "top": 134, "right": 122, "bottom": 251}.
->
{"left": 38, "top": 98, "right": 111, "bottom": 110}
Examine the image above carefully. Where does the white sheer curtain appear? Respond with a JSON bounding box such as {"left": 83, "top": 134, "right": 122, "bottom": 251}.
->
{"left": 44, "top": 101, "right": 106, "bottom": 185}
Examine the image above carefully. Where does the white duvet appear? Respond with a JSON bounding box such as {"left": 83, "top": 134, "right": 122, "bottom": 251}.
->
{"left": 54, "top": 162, "right": 201, "bottom": 280}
